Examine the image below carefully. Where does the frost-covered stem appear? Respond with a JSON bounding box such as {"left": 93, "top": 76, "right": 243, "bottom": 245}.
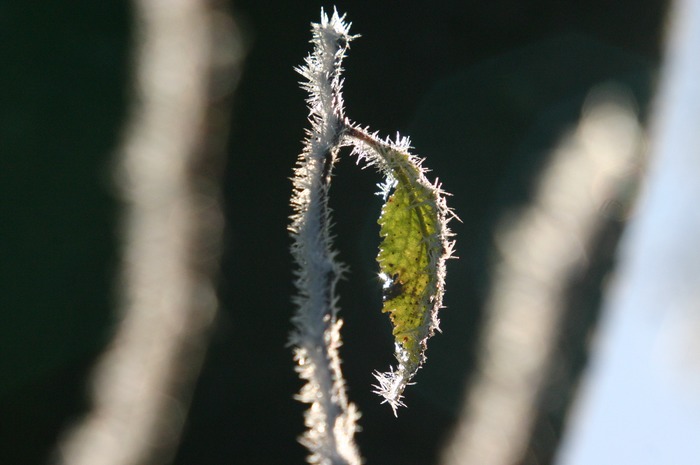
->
{"left": 289, "top": 10, "right": 361, "bottom": 465}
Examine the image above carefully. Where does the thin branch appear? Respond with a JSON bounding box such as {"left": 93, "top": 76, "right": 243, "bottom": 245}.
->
{"left": 289, "top": 9, "right": 362, "bottom": 465}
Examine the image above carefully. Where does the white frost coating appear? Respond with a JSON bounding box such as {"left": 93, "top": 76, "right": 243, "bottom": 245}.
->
{"left": 289, "top": 9, "right": 362, "bottom": 465}
{"left": 556, "top": 1, "right": 700, "bottom": 465}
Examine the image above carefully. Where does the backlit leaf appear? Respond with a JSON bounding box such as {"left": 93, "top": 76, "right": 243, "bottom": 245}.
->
{"left": 346, "top": 131, "right": 455, "bottom": 413}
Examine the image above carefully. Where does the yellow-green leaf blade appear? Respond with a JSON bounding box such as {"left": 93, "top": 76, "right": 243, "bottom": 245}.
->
{"left": 346, "top": 128, "right": 455, "bottom": 414}
{"left": 378, "top": 180, "right": 437, "bottom": 366}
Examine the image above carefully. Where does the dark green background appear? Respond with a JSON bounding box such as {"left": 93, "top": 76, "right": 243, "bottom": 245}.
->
{"left": 1, "top": 1, "right": 661, "bottom": 464}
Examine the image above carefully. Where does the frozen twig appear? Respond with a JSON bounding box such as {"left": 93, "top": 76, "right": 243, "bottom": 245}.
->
{"left": 289, "top": 9, "right": 362, "bottom": 465}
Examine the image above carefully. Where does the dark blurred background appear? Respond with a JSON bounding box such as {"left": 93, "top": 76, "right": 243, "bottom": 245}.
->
{"left": 1, "top": 1, "right": 664, "bottom": 464}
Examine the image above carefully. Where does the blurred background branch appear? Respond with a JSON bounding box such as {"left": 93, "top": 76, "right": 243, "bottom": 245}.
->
{"left": 440, "top": 88, "right": 642, "bottom": 465}
{"left": 54, "top": 1, "right": 241, "bottom": 464}
{"left": 556, "top": 1, "right": 700, "bottom": 463}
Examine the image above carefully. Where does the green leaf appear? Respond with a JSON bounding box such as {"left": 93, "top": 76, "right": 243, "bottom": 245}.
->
{"left": 346, "top": 126, "right": 455, "bottom": 413}
{"left": 378, "top": 168, "right": 438, "bottom": 366}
